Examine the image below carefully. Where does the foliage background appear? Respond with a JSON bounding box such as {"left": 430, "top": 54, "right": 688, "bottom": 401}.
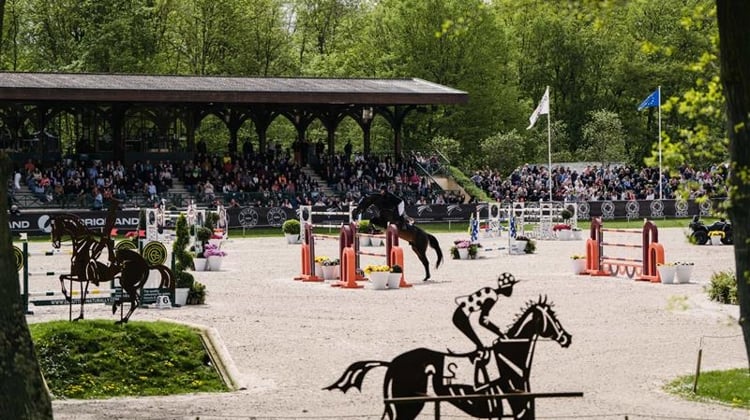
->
{"left": 0, "top": 0, "right": 725, "bottom": 177}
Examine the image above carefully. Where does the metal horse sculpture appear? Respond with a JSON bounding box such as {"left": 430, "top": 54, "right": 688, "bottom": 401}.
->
{"left": 50, "top": 213, "right": 118, "bottom": 321}
{"left": 325, "top": 296, "right": 571, "bottom": 420}
{"left": 50, "top": 200, "right": 174, "bottom": 323}
{"left": 352, "top": 194, "right": 443, "bottom": 281}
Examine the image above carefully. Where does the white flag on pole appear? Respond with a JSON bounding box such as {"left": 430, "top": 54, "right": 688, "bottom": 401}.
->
{"left": 527, "top": 87, "right": 550, "bottom": 129}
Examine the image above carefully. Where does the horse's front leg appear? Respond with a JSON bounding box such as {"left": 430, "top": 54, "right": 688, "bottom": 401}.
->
{"left": 73, "top": 281, "right": 91, "bottom": 322}
{"left": 116, "top": 289, "right": 140, "bottom": 324}
{"left": 59, "top": 275, "right": 73, "bottom": 302}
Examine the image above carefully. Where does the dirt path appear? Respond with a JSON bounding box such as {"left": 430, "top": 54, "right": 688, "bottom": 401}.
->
{"left": 25, "top": 227, "right": 747, "bottom": 419}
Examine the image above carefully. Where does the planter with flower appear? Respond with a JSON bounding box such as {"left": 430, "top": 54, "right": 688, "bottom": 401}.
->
{"left": 204, "top": 243, "right": 227, "bottom": 272}
{"left": 708, "top": 231, "right": 724, "bottom": 245}
{"left": 570, "top": 254, "right": 587, "bottom": 274}
{"left": 453, "top": 240, "right": 471, "bottom": 259}
{"left": 321, "top": 258, "right": 340, "bottom": 280}
{"left": 191, "top": 226, "right": 213, "bottom": 271}
{"left": 553, "top": 223, "right": 573, "bottom": 240}
{"left": 571, "top": 227, "right": 583, "bottom": 240}
{"left": 388, "top": 264, "right": 403, "bottom": 289}
{"left": 657, "top": 262, "right": 676, "bottom": 284}
{"left": 364, "top": 264, "right": 390, "bottom": 290}
{"left": 314, "top": 255, "right": 329, "bottom": 278}
{"left": 675, "top": 261, "right": 694, "bottom": 284}
{"left": 468, "top": 243, "right": 483, "bottom": 259}
{"left": 511, "top": 236, "right": 535, "bottom": 254}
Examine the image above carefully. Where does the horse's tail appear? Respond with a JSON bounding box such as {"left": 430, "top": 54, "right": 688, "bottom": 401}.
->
{"left": 149, "top": 264, "right": 174, "bottom": 289}
{"left": 427, "top": 233, "right": 443, "bottom": 268}
{"left": 323, "top": 360, "right": 389, "bottom": 393}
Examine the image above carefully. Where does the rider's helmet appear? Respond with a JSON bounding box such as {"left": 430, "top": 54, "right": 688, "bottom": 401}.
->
{"left": 497, "top": 272, "right": 518, "bottom": 296}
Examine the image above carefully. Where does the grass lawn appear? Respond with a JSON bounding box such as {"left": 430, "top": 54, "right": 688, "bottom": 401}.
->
{"left": 29, "top": 320, "right": 228, "bottom": 399}
{"left": 666, "top": 368, "right": 750, "bottom": 409}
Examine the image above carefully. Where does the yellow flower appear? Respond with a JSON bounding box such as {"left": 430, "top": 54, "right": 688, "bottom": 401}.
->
{"left": 315, "top": 256, "right": 329, "bottom": 264}
{"left": 364, "top": 264, "right": 390, "bottom": 274}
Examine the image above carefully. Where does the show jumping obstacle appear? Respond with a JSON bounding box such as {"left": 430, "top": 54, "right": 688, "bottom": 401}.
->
{"left": 294, "top": 205, "right": 355, "bottom": 282}
{"left": 337, "top": 223, "right": 410, "bottom": 289}
{"left": 583, "top": 218, "right": 665, "bottom": 282}
{"left": 293, "top": 216, "right": 410, "bottom": 289}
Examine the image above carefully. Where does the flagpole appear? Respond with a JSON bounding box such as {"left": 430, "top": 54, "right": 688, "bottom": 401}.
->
{"left": 658, "top": 85, "right": 662, "bottom": 200}
{"left": 545, "top": 86, "right": 552, "bottom": 201}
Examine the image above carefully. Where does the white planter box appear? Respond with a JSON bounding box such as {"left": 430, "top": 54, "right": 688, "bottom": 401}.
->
{"left": 174, "top": 288, "right": 189, "bottom": 306}
{"left": 207, "top": 256, "right": 223, "bottom": 271}
{"left": 193, "top": 258, "right": 207, "bottom": 272}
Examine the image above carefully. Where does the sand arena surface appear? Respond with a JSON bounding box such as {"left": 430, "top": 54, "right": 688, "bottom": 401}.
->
{"left": 24, "top": 226, "right": 747, "bottom": 420}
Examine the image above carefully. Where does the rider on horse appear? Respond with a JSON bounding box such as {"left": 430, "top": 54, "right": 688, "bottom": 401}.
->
{"left": 453, "top": 273, "right": 519, "bottom": 365}
{"left": 353, "top": 185, "right": 413, "bottom": 230}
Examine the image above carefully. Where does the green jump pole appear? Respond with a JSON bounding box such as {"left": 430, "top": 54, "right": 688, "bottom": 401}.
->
{"left": 23, "top": 241, "right": 32, "bottom": 315}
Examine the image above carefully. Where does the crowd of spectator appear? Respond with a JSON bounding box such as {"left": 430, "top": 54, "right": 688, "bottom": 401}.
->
{"left": 8, "top": 142, "right": 730, "bottom": 213}
{"left": 12, "top": 157, "right": 175, "bottom": 210}
{"left": 471, "top": 162, "right": 730, "bottom": 203}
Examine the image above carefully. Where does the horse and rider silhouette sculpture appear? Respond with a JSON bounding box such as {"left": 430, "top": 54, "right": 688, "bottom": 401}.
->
{"left": 50, "top": 199, "right": 173, "bottom": 323}
{"left": 352, "top": 187, "right": 442, "bottom": 281}
{"left": 326, "top": 273, "right": 573, "bottom": 420}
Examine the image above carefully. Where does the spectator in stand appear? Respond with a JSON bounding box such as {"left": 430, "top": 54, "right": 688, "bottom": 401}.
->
{"left": 91, "top": 187, "right": 103, "bottom": 210}
{"left": 146, "top": 181, "right": 158, "bottom": 202}
{"left": 204, "top": 180, "right": 215, "bottom": 202}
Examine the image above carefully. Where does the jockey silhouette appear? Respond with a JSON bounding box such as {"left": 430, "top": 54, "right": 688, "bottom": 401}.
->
{"left": 453, "top": 273, "right": 518, "bottom": 365}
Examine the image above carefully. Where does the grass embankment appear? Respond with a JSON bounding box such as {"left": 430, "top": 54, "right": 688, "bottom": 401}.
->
{"left": 666, "top": 368, "right": 750, "bottom": 409}
{"left": 30, "top": 320, "right": 227, "bottom": 399}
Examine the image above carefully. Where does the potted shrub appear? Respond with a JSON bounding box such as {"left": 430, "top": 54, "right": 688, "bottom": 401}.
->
{"left": 560, "top": 208, "right": 573, "bottom": 222}
{"left": 172, "top": 214, "right": 196, "bottom": 305}
{"left": 468, "top": 243, "right": 482, "bottom": 259}
{"left": 523, "top": 237, "right": 536, "bottom": 254}
{"left": 388, "top": 264, "right": 403, "bottom": 289}
{"left": 282, "top": 219, "right": 301, "bottom": 244}
{"left": 358, "top": 220, "right": 372, "bottom": 246}
{"left": 175, "top": 272, "right": 194, "bottom": 306}
{"left": 706, "top": 271, "right": 737, "bottom": 304}
{"left": 512, "top": 236, "right": 530, "bottom": 255}
{"left": 194, "top": 226, "right": 213, "bottom": 270}
{"left": 449, "top": 245, "right": 460, "bottom": 260}
{"left": 187, "top": 281, "right": 207, "bottom": 305}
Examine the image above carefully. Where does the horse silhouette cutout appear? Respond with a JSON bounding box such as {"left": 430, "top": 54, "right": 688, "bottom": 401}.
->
{"left": 50, "top": 200, "right": 174, "bottom": 323}
{"left": 325, "top": 296, "right": 571, "bottom": 420}
{"left": 352, "top": 194, "right": 442, "bottom": 281}
{"left": 109, "top": 248, "right": 173, "bottom": 324}
{"left": 50, "top": 214, "right": 118, "bottom": 321}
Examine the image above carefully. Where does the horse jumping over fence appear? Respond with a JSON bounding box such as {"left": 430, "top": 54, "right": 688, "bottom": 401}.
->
{"left": 352, "top": 194, "right": 443, "bottom": 281}
{"left": 325, "top": 296, "right": 571, "bottom": 420}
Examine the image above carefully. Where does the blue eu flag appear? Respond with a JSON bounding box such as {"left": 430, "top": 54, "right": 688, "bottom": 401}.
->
{"left": 637, "top": 89, "right": 660, "bottom": 111}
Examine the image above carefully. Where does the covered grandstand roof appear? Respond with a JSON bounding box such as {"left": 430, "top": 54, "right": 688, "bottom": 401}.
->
{"left": 0, "top": 72, "right": 468, "bottom": 105}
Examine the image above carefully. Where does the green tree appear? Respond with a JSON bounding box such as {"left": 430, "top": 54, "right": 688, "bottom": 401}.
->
{"left": 581, "top": 109, "right": 627, "bottom": 166}
{"left": 715, "top": 0, "right": 750, "bottom": 369}
{"left": 0, "top": 153, "right": 53, "bottom": 419}
{"left": 479, "top": 129, "right": 527, "bottom": 176}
